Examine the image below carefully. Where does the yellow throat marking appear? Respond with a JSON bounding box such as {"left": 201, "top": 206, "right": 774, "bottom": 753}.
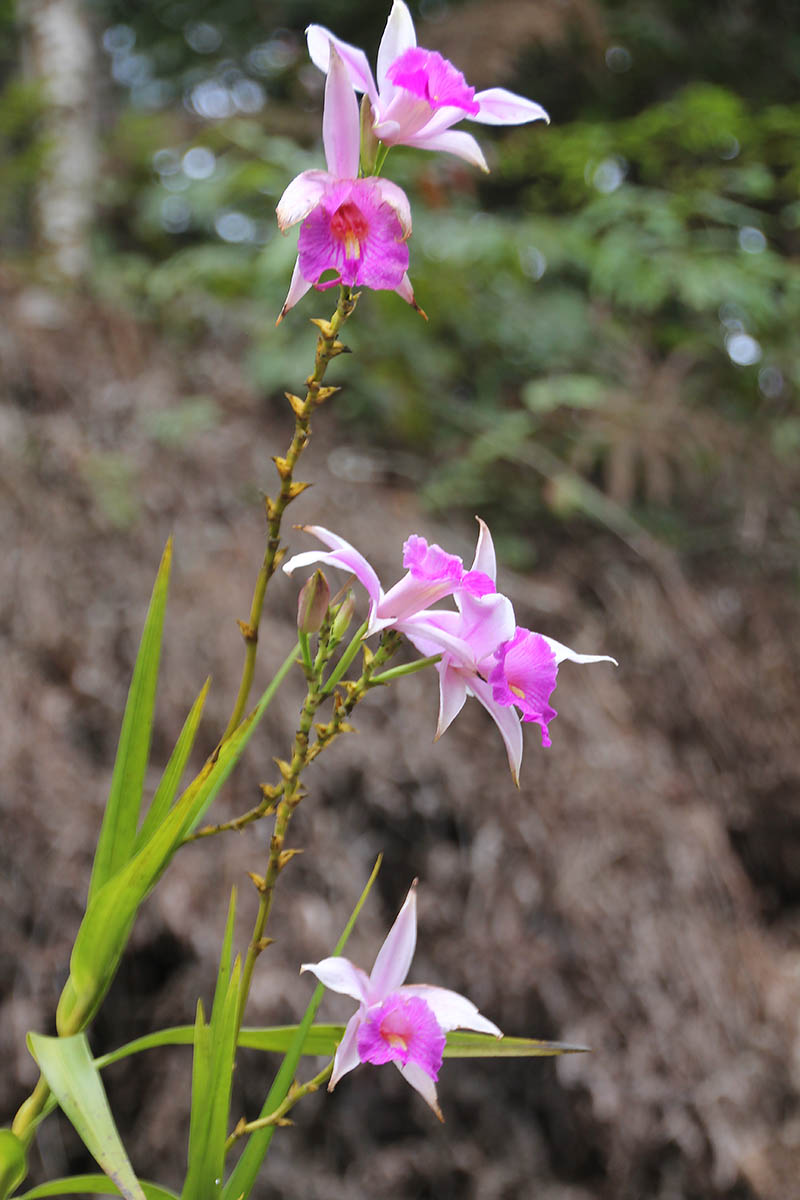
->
{"left": 344, "top": 232, "right": 362, "bottom": 259}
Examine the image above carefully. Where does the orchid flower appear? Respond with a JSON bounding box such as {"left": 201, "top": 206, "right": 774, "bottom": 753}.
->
{"left": 306, "top": 0, "right": 549, "bottom": 173}
{"left": 301, "top": 880, "right": 501, "bottom": 1118}
{"left": 282, "top": 524, "right": 494, "bottom": 637}
{"left": 401, "top": 521, "right": 617, "bottom": 783}
{"left": 276, "top": 45, "right": 418, "bottom": 321}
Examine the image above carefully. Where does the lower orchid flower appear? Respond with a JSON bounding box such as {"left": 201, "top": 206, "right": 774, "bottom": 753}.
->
{"left": 301, "top": 880, "right": 501, "bottom": 1118}
{"left": 282, "top": 524, "right": 493, "bottom": 636}
{"left": 276, "top": 45, "right": 418, "bottom": 321}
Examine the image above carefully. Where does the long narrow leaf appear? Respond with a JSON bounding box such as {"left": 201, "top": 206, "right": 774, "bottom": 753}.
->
{"left": 182, "top": 1002, "right": 211, "bottom": 1200}
{"left": 97, "top": 1023, "right": 587, "bottom": 1070}
{"left": 221, "top": 855, "right": 383, "bottom": 1200}
{"left": 209, "top": 890, "right": 237, "bottom": 1034}
{"left": 14, "top": 1175, "right": 179, "bottom": 1200}
{"left": 87, "top": 541, "right": 172, "bottom": 907}
{"left": 182, "top": 961, "right": 241, "bottom": 1200}
{"left": 133, "top": 678, "right": 210, "bottom": 853}
{"left": 58, "top": 643, "right": 299, "bottom": 1035}
{"left": 27, "top": 1034, "right": 146, "bottom": 1200}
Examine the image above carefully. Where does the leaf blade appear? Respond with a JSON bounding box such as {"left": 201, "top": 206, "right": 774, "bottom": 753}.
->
{"left": 27, "top": 1034, "right": 147, "bottom": 1200}
{"left": 133, "top": 678, "right": 210, "bottom": 854}
{"left": 87, "top": 540, "right": 173, "bottom": 906}
{"left": 13, "top": 1175, "right": 179, "bottom": 1200}
{"left": 58, "top": 644, "right": 298, "bottom": 1035}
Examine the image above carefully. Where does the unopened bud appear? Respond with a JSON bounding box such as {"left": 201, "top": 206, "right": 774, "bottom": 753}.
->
{"left": 359, "top": 94, "right": 380, "bottom": 174}
{"left": 297, "top": 570, "right": 330, "bottom": 634}
{"left": 331, "top": 591, "right": 356, "bottom": 642}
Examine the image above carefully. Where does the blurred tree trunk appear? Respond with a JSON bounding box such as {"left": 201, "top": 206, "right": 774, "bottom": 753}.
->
{"left": 19, "top": 0, "right": 98, "bottom": 280}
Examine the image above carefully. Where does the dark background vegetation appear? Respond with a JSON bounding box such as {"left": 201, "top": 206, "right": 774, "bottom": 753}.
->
{"left": 2, "top": 1, "right": 799, "bottom": 1197}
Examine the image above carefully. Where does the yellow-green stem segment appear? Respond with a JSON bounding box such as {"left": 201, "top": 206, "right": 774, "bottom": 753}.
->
{"left": 221, "top": 286, "right": 359, "bottom": 743}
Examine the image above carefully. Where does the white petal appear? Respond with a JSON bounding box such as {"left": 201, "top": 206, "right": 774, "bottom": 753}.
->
{"left": 436, "top": 662, "right": 468, "bottom": 739}
{"left": 473, "top": 87, "right": 550, "bottom": 126}
{"left": 369, "top": 882, "right": 417, "bottom": 997}
{"left": 329, "top": 1011, "right": 363, "bottom": 1089}
{"left": 396, "top": 1060, "right": 443, "bottom": 1120}
{"left": 276, "top": 169, "right": 331, "bottom": 232}
{"left": 470, "top": 517, "right": 496, "bottom": 581}
{"left": 541, "top": 635, "right": 618, "bottom": 667}
{"left": 306, "top": 25, "right": 379, "bottom": 105}
{"left": 393, "top": 270, "right": 417, "bottom": 308}
{"left": 374, "top": 177, "right": 412, "bottom": 238}
{"left": 284, "top": 526, "right": 383, "bottom": 608}
{"left": 404, "top": 128, "right": 489, "bottom": 172}
{"left": 468, "top": 674, "right": 523, "bottom": 786}
{"left": 301, "top": 956, "right": 370, "bottom": 1004}
{"left": 324, "top": 47, "right": 360, "bottom": 178}
{"left": 400, "top": 984, "right": 502, "bottom": 1037}
{"left": 377, "top": 0, "right": 417, "bottom": 94}
{"left": 277, "top": 257, "right": 312, "bottom": 324}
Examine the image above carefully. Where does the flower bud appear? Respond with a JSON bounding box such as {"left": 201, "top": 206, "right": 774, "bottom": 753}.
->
{"left": 297, "top": 570, "right": 330, "bottom": 634}
{"left": 359, "top": 93, "right": 380, "bottom": 174}
{"left": 331, "top": 591, "right": 356, "bottom": 642}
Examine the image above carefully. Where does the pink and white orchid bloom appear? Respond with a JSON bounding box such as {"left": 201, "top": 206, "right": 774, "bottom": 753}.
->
{"left": 282, "top": 524, "right": 494, "bottom": 637}
{"left": 301, "top": 880, "right": 501, "bottom": 1118}
{"left": 306, "top": 0, "right": 549, "bottom": 173}
{"left": 402, "top": 520, "right": 617, "bottom": 783}
{"left": 276, "top": 45, "right": 418, "bottom": 321}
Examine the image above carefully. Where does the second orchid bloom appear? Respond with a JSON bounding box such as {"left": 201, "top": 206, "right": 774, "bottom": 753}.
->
{"left": 277, "top": 47, "right": 418, "bottom": 320}
{"left": 284, "top": 519, "right": 616, "bottom": 783}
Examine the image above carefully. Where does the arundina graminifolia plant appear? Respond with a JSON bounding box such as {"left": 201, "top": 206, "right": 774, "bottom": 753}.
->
{"left": 0, "top": 5, "right": 617, "bottom": 1197}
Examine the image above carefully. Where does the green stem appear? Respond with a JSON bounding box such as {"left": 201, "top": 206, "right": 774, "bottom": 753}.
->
{"left": 321, "top": 619, "right": 369, "bottom": 695}
{"left": 371, "top": 653, "right": 441, "bottom": 684}
{"left": 234, "top": 632, "right": 402, "bottom": 1038}
{"left": 221, "top": 286, "right": 359, "bottom": 743}
{"left": 225, "top": 1060, "right": 334, "bottom": 1151}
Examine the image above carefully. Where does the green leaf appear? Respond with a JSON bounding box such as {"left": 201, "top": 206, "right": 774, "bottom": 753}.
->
{"left": 26, "top": 1034, "right": 146, "bottom": 1200}
{"left": 444, "top": 1032, "right": 589, "bottom": 1058}
{"left": 221, "top": 855, "right": 383, "bottom": 1200}
{"left": 57, "top": 644, "right": 298, "bottom": 1036}
{"left": 96, "top": 1022, "right": 587, "bottom": 1069}
{"left": 183, "top": 892, "right": 241, "bottom": 1200}
{"left": 13, "top": 1174, "right": 178, "bottom": 1200}
{"left": 0, "top": 1129, "right": 26, "bottom": 1199}
{"left": 87, "top": 540, "right": 173, "bottom": 907}
{"left": 133, "top": 678, "right": 210, "bottom": 853}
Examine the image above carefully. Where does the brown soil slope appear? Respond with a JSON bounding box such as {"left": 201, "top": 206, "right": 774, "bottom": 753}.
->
{"left": 1, "top": 278, "right": 799, "bottom": 1200}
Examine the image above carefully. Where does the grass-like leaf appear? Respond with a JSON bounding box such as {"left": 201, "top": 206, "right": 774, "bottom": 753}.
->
{"left": 87, "top": 540, "right": 172, "bottom": 907}
{"left": 57, "top": 644, "right": 298, "bottom": 1035}
{"left": 133, "top": 678, "right": 210, "bottom": 853}
{"left": 26, "top": 1034, "right": 147, "bottom": 1200}
{"left": 221, "top": 855, "right": 383, "bottom": 1200}
{"left": 182, "top": 891, "right": 240, "bottom": 1200}
{"left": 96, "top": 1023, "right": 587, "bottom": 1070}
{"left": 13, "top": 1175, "right": 178, "bottom": 1200}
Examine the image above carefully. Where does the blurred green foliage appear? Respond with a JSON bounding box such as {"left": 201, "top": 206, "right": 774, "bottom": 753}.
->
{"left": 2, "top": 1, "right": 798, "bottom": 565}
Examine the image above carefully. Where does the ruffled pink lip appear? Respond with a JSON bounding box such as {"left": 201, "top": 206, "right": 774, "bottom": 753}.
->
{"left": 387, "top": 47, "right": 480, "bottom": 116}
{"left": 357, "top": 993, "right": 446, "bottom": 1079}
{"left": 297, "top": 178, "right": 409, "bottom": 291}
{"left": 489, "top": 627, "right": 559, "bottom": 746}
